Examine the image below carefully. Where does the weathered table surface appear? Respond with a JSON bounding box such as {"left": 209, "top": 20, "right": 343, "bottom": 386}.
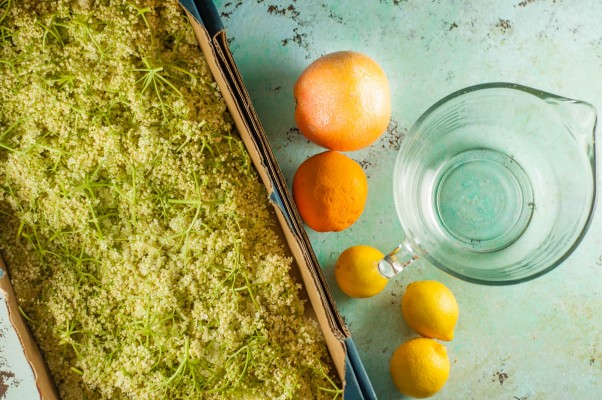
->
{"left": 214, "top": 1, "right": 602, "bottom": 399}
{"left": 2, "top": 1, "right": 602, "bottom": 399}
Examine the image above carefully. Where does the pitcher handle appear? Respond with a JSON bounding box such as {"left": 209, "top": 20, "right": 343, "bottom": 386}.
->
{"left": 377, "top": 239, "right": 419, "bottom": 278}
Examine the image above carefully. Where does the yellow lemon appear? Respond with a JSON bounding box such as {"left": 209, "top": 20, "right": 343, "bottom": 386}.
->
{"left": 334, "top": 245, "right": 388, "bottom": 298}
{"left": 401, "top": 280, "right": 459, "bottom": 341}
{"left": 390, "top": 337, "right": 450, "bottom": 398}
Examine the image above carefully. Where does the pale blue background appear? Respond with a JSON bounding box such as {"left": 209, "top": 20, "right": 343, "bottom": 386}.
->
{"left": 0, "top": 289, "right": 39, "bottom": 400}
{"left": 2, "top": 1, "right": 602, "bottom": 399}
{"left": 213, "top": 1, "right": 602, "bottom": 399}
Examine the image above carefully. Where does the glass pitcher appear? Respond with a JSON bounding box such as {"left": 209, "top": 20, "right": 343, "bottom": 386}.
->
{"left": 378, "top": 83, "right": 597, "bottom": 285}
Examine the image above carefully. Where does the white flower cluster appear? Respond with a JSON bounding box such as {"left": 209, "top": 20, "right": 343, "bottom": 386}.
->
{"left": 0, "top": 0, "right": 340, "bottom": 398}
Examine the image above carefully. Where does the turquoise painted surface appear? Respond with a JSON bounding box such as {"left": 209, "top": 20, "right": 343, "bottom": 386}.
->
{"left": 0, "top": 294, "right": 39, "bottom": 399}
{"left": 214, "top": 1, "right": 602, "bottom": 399}
{"left": 1, "top": 1, "right": 601, "bottom": 399}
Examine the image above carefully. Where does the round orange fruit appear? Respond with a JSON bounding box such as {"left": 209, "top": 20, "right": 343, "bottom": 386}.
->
{"left": 293, "top": 51, "right": 391, "bottom": 151}
{"left": 292, "top": 150, "right": 368, "bottom": 232}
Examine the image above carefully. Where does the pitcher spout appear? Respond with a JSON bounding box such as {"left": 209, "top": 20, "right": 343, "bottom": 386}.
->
{"left": 547, "top": 98, "right": 597, "bottom": 158}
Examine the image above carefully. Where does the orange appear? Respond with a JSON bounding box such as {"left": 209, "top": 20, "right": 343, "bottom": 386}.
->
{"left": 292, "top": 151, "right": 368, "bottom": 232}
{"left": 293, "top": 51, "right": 391, "bottom": 151}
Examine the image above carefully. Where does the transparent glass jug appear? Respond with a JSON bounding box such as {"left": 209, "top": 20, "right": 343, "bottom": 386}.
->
{"left": 378, "top": 83, "right": 597, "bottom": 285}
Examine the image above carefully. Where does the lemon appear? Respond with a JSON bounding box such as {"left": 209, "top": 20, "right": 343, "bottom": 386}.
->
{"left": 334, "top": 245, "right": 388, "bottom": 298}
{"left": 390, "top": 337, "right": 450, "bottom": 398}
{"left": 401, "top": 280, "right": 459, "bottom": 341}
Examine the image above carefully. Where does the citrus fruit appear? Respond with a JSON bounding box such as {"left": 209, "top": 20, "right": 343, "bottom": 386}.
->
{"left": 334, "top": 245, "right": 388, "bottom": 298}
{"left": 390, "top": 337, "right": 450, "bottom": 398}
{"left": 292, "top": 150, "right": 368, "bottom": 232}
{"left": 401, "top": 280, "right": 459, "bottom": 341}
{"left": 293, "top": 51, "right": 391, "bottom": 151}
